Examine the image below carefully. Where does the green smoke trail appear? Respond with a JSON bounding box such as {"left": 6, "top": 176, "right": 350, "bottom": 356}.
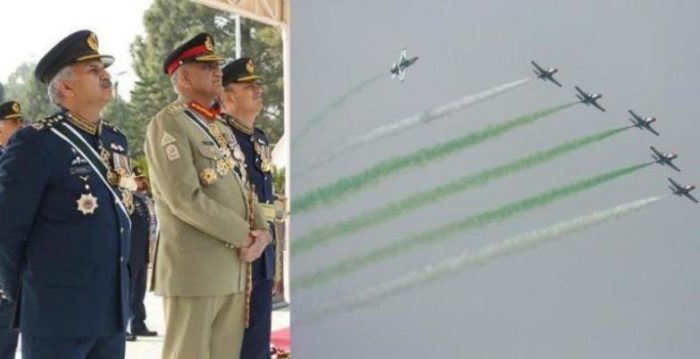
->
{"left": 294, "top": 162, "right": 651, "bottom": 289}
{"left": 293, "top": 73, "right": 385, "bottom": 147}
{"left": 293, "top": 126, "right": 629, "bottom": 254}
{"left": 293, "top": 103, "right": 575, "bottom": 214}
{"left": 299, "top": 195, "right": 664, "bottom": 324}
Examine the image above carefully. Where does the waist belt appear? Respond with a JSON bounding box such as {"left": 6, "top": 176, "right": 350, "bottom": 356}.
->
{"left": 258, "top": 203, "right": 276, "bottom": 222}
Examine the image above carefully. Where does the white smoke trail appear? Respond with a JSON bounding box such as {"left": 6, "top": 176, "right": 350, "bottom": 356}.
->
{"left": 302, "top": 195, "right": 664, "bottom": 324}
{"left": 296, "top": 78, "right": 533, "bottom": 175}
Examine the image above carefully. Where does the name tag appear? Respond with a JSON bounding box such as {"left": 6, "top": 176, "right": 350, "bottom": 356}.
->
{"left": 70, "top": 165, "right": 92, "bottom": 175}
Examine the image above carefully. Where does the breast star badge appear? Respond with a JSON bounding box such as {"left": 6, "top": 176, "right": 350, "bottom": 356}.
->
{"left": 76, "top": 193, "right": 99, "bottom": 215}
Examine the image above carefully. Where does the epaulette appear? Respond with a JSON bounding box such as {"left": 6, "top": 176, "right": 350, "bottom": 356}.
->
{"left": 29, "top": 113, "right": 65, "bottom": 131}
{"left": 253, "top": 127, "right": 268, "bottom": 143}
{"left": 102, "top": 121, "right": 125, "bottom": 136}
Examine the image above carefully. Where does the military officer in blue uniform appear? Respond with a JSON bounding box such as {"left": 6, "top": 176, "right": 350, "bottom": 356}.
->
{"left": 127, "top": 166, "right": 157, "bottom": 341}
{"left": 220, "top": 57, "right": 277, "bottom": 359}
{"left": 0, "top": 101, "right": 24, "bottom": 359}
{"left": 0, "top": 30, "right": 132, "bottom": 359}
{"left": 0, "top": 101, "right": 24, "bottom": 158}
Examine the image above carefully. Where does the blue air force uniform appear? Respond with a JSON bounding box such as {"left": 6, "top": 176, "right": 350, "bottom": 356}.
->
{"left": 0, "top": 100, "right": 25, "bottom": 359}
{"left": 0, "top": 30, "right": 132, "bottom": 359}
{"left": 222, "top": 57, "right": 277, "bottom": 359}
{"left": 0, "top": 112, "right": 132, "bottom": 335}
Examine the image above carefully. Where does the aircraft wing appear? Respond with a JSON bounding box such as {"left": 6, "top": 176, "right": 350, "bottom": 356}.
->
{"left": 668, "top": 177, "right": 681, "bottom": 189}
{"left": 646, "top": 125, "right": 660, "bottom": 136}
{"left": 531, "top": 60, "right": 545, "bottom": 72}
{"left": 628, "top": 110, "right": 641, "bottom": 120}
{"left": 400, "top": 49, "right": 407, "bottom": 61}
{"left": 650, "top": 146, "right": 663, "bottom": 157}
{"left": 685, "top": 193, "right": 698, "bottom": 203}
{"left": 549, "top": 77, "right": 562, "bottom": 87}
{"left": 399, "top": 69, "right": 406, "bottom": 82}
{"left": 668, "top": 162, "right": 681, "bottom": 172}
{"left": 593, "top": 102, "right": 606, "bottom": 112}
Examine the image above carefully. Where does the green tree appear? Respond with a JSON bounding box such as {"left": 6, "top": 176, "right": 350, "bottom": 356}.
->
{"left": 129, "top": 0, "right": 284, "bottom": 155}
{"left": 0, "top": 82, "right": 5, "bottom": 103}
{"left": 3, "top": 62, "right": 56, "bottom": 121}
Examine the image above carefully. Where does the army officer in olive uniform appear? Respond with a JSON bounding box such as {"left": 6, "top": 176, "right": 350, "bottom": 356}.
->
{"left": 144, "top": 33, "right": 270, "bottom": 359}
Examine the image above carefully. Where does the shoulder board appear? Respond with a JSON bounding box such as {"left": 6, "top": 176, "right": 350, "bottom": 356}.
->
{"left": 253, "top": 128, "right": 268, "bottom": 143}
{"left": 29, "top": 114, "right": 65, "bottom": 131}
{"left": 102, "top": 121, "right": 125, "bottom": 136}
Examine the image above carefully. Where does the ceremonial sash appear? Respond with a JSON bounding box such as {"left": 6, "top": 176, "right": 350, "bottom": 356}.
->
{"left": 51, "top": 122, "right": 132, "bottom": 226}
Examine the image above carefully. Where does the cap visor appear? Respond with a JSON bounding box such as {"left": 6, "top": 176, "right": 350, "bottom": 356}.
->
{"left": 76, "top": 54, "right": 115, "bottom": 67}
{"left": 236, "top": 75, "right": 264, "bottom": 83}
{"left": 195, "top": 54, "right": 225, "bottom": 62}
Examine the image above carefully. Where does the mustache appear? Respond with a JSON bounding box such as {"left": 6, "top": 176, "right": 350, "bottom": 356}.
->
{"left": 100, "top": 79, "right": 113, "bottom": 89}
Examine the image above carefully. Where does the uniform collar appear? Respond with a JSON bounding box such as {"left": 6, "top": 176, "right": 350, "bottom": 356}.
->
{"left": 65, "top": 110, "right": 101, "bottom": 136}
{"left": 186, "top": 100, "right": 220, "bottom": 123}
{"left": 225, "top": 114, "right": 254, "bottom": 135}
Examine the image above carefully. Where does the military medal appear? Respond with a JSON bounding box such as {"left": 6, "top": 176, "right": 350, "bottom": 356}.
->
{"left": 121, "top": 189, "right": 135, "bottom": 214}
{"left": 119, "top": 175, "right": 138, "bottom": 192}
{"left": 200, "top": 168, "right": 218, "bottom": 185}
{"left": 76, "top": 193, "right": 99, "bottom": 215}
{"left": 254, "top": 140, "right": 273, "bottom": 173}
{"left": 99, "top": 146, "right": 121, "bottom": 186}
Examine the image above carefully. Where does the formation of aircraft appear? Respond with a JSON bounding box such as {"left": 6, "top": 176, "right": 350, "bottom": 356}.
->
{"left": 389, "top": 56, "right": 696, "bottom": 206}
{"left": 390, "top": 49, "right": 419, "bottom": 82}
{"left": 528, "top": 60, "right": 695, "bottom": 206}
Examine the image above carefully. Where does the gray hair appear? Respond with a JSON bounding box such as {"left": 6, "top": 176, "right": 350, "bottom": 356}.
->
{"left": 47, "top": 66, "right": 76, "bottom": 106}
{"left": 170, "top": 67, "right": 183, "bottom": 96}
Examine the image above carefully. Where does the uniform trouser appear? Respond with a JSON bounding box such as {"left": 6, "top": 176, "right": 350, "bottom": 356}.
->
{"left": 128, "top": 261, "right": 148, "bottom": 329}
{"left": 22, "top": 333, "right": 125, "bottom": 359}
{"left": 240, "top": 279, "right": 273, "bottom": 359}
{"left": 162, "top": 293, "right": 245, "bottom": 359}
{"left": 0, "top": 301, "right": 18, "bottom": 359}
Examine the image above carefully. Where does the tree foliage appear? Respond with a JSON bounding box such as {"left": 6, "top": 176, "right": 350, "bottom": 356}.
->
{"left": 3, "top": 62, "right": 56, "bottom": 121}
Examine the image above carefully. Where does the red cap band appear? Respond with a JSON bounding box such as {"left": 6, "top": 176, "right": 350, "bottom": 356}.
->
{"left": 166, "top": 44, "right": 209, "bottom": 75}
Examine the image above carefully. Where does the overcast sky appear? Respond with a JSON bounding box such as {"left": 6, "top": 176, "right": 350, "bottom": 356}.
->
{"left": 0, "top": 0, "right": 153, "bottom": 99}
{"left": 292, "top": 0, "right": 700, "bottom": 357}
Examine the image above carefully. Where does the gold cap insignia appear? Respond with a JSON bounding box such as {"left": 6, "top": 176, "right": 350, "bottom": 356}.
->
{"left": 246, "top": 59, "right": 255, "bottom": 74}
{"left": 11, "top": 102, "right": 20, "bottom": 114}
{"left": 86, "top": 32, "right": 99, "bottom": 51}
{"left": 204, "top": 36, "right": 214, "bottom": 51}
{"left": 76, "top": 193, "right": 99, "bottom": 215}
